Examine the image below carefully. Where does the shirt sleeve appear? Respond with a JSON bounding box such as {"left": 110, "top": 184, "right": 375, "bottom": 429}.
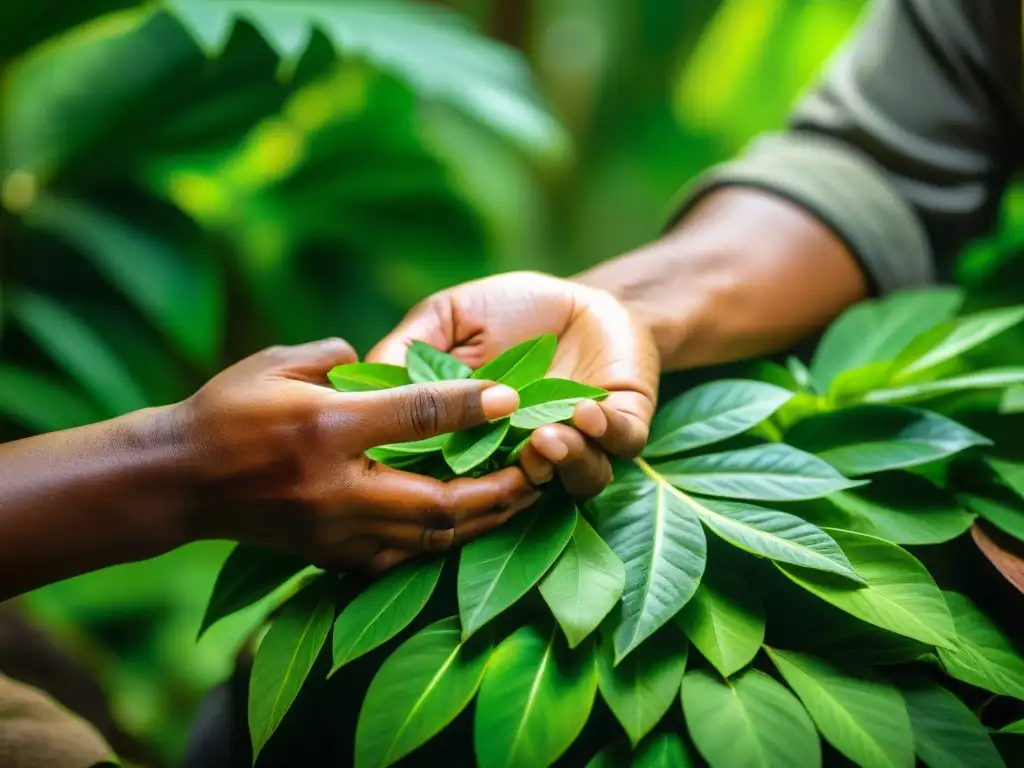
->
{"left": 668, "top": 0, "right": 1022, "bottom": 294}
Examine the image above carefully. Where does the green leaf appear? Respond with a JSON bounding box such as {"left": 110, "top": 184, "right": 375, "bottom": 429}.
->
{"left": 330, "top": 557, "right": 444, "bottom": 674}
{"left": 999, "top": 720, "right": 1024, "bottom": 735}
{"left": 471, "top": 334, "right": 557, "bottom": 389}
{"left": 682, "top": 667, "right": 821, "bottom": 768}
{"left": 655, "top": 444, "right": 862, "bottom": 502}
{"left": 863, "top": 368, "right": 1024, "bottom": 405}
{"left": 809, "top": 287, "right": 964, "bottom": 391}
{"left": 644, "top": 380, "right": 793, "bottom": 458}
{"left": 596, "top": 625, "right": 688, "bottom": 746}
{"left": 962, "top": 493, "right": 1024, "bottom": 543}
{"left": 458, "top": 498, "right": 576, "bottom": 639}
{"left": 786, "top": 405, "right": 990, "bottom": 476}
{"left": 406, "top": 341, "right": 472, "bottom": 383}
{"left": 824, "top": 473, "right": 975, "bottom": 545}
{"left": 510, "top": 378, "right": 608, "bottom": 429}
{"left": 365, "top": 434, "right": 449, "bottom": 464}
{"left": 443, "top": 418, "right": 511, "bottom": 475}
{"left": 8, "top": 289, "right": 148, "bottom": 416}
{"left": 474, "top": 623, "right": 597, "bottom": 768}
{"left": 683, "top": 496, "right": 862, "bottom": 581}
{"left": 327, "top": 362, "right": 411, "bottom": 392}
{"left": 585, "top": 742, "right": 632, "bottom": 768}
{"left": 890, "top": 306, "right": 1024, "bottom": 382}
{"left": 589, "top": 462, "right": 707, "bottom": 662}
{"left": 675, "top": 568, "right": 764, "bottom": 677}
{"left": 0, "top": 363, "right": 104, "bottom": 433}
{"left": 538, "top": 516, "right": 625, "bottom": 648}
{"left": 199, "top": 545, "right": 312, "bottom": 639}
{"left": 248, "top": 576, "right": 335, "bottom": 760}
{"left": 355, "top": 617, "right": 492, "bottom": 768}
{"left": 632, "top": 732, "right": 695, "bottom": 768}
{"left": 937, "top": 591, "right": 1024, "bottom": 699}
{"left": 987, "top": 457, "right": 1024, "bottom": 502}
{"left": 777, "top": 528, "right": 956, "bottom": 648}
{"left": 898, "top": 676, "right": 1005, "bottom": 768}
{"left": 766, "top": 649, "right": 914, "bottom": 768}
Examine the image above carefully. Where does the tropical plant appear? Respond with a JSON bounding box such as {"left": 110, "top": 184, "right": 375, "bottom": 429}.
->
{"left": 202, "top": 288, "right": 1024, "bottom": 767}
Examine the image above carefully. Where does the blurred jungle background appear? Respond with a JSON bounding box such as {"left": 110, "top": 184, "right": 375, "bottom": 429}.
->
{"left": 2, "top": 0, "right": 1023, "bottom": 764}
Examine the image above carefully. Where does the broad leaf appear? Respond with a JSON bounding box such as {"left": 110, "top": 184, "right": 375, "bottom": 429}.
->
{"left": 406, "top": 341, "right": 472, "bottom": 383}
{"left": 355, "top": 617, "right": 491, "bottom": 768}
{"left": 778, "top": 529, "right": 956, "bottom": 648}
{"left": 471, "top": 334, "right": 557, "bottom": 389}
{"left": 596, "top": 625, "right": 687, "bottom": 746}
{"left": 458, "top": 498, "right": 576, "bottom": 639}
{"left": 766, "top": 649, "right": 913, "bottom": 768}
{"left": 1000, "top": 720, "right": 1024, "bottom": 735}
{"left": 864, "top": 368, "right": 1024, "bottom": 405}
{"left": 443, "top": 418, "right": 511, "bottom": 475}
{"left": 365, "top": 434, "right": 448, "bottom": 464}
{"left": 684, "top": 496, "right": 862, "bottom": 581}
{"left": 937, "top": 591, "right": 1024, "bottom": 699}
{"left": 589, "top": 462, "right": 707, "bottom": 662}
{"left": 474, "top": 623, "right": 597, "bottom": 768}
{"left": 898, "top": 676, "right": 1005, "bottom": 768}
{"left": 655, "top": 443, "right": 862, "bottom": 502}
{"left": 585, "top": 742, "right": 632, "bottom": 768}
{"left": 890, "top": 306, "right": 1024, "bottom": 382}
{"left": 510, "top": 378, "right": 608, "bottom": 429}
{"left": 809, "top": 288, "right": 964, "bottom": 391}
{"left": 538, "top": 516, "right": 625, "bottom": 648}
{"left": 199, "top": 545, "right": 312, "bottom": 639}
{"left": 682, "top": 668, "right": 821, "bottom": 768}
{"left": 644, "top": 380, "right": 793, "bottom": 458}
{"left": 0, "top": 363, "right": 103, "bottom": 433}
{"left": 331, "top": 557, "right": 444, "bottom": 673}
{"left": 249, "top": 576, "right": 335, "bottom": 759}
{"left": 961, "top": 493, "right": 1024, "bottom": 544}
{"left": 786, "top": 405, "right": 990, "bottom": 476}
{"left": 328, "top": 362, "right": 411, "bottom": 392}
{"left": 675, "top": 568, "right": 764, "bottom": 677}
{"left": 632, "top": 732, "right": 695, "bottom": 768}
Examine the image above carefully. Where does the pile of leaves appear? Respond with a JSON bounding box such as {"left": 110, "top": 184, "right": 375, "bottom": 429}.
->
{"left": 201, "top": 287, "right": 1024, "bottom": 768}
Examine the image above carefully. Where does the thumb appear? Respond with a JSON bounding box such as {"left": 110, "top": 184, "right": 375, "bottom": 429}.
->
{"left": 346, "top": 380, "right": 519, "bottom": 450}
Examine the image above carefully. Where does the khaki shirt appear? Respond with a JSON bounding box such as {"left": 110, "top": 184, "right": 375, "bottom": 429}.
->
{"left": 676, "top": 0, "right": 1024, "bottom": 293}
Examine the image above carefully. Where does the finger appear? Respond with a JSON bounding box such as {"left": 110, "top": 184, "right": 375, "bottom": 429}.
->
{"left": 531, "top": 424, "right": 613, "bottom": 499}
{"left": 572, "top": 393, "right": 651, "bottom": 458}
{"left": 257, "top": 338, "right": 358, "bottom": 382}
{"left": 518, "top": 443, "right": 555, "bottom": 487}
{"left": 452, "top": 489, "right": 541, "bottom": 546}
{"left": 366, "top": 297, "right": 453, "bottom": 366}
{"left": 344, "top": 380, "right": 519, "bottom": 450}
{"left": 365, "top": 548, "right": 416, "bottom": 575}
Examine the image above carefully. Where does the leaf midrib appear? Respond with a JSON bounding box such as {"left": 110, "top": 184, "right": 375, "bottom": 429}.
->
{"left": 465, "top": 518, "right": 534, "bottom": 632}
{"left": 335, "top": 569, "right": 425, "bottom": 668}
{"left": 506, "top": 627, "right": 555, "bottom": 765}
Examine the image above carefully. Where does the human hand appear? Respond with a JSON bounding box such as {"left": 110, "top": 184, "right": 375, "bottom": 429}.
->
{"left": 173, "top": 338, "right": 536, "bottom": 573}
{"left": 369, "top": 272, "right": 659, "bottom": 498}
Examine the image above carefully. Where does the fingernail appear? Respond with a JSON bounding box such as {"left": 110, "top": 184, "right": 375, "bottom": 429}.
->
{"left": 533, "top": 430, "right": 569, "bottom": 462}
{"left": 574, "top": 400, "right": 608, "bottom": 437}
{"left": 481, "top": 384, "right": 519, "bottom": 420}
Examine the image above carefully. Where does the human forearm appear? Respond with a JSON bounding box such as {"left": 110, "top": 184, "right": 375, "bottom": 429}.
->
{"left": 574, "top": 188, "right": 868, "bottom": 371}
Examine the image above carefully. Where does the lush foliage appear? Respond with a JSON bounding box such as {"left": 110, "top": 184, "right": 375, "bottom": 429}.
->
{"left": 205, "top": 294, "right": 1024, "bottom": 767}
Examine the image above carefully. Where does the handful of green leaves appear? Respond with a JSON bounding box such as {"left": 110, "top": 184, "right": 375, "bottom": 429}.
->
{"left": 326, "top": 334, "right": 608, "bottom": 476}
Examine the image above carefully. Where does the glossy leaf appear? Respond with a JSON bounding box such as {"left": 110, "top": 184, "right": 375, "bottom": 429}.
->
{"left": 249, "top": 577, "right": 335, "bottom": 759}
{"left": 682, "top": 667, "right": 821, "bottom": 768}
{"left": 675, "top": 568, "right": 764, "bottom": 677}
{"left": 809, "top": 288, "right": 964, "bottom": 391}
{"left": 999, "top": 720, "right": 1024, "bottom": 735}
{"left": 471, "top": 334, "right": 557, "bottom": 389}
{"left": 331, "top": 557, "right": 444, "bottom": 673}
{"left": 474, "top": 623, "right": 597, "bottom": 768}
{"left": 355, "top": 617, "right": 492, "bottom": 768}
{"left": 597, "top": 625, "right": 688, "bottom": 746}
{"left": 937, "top": 591, "right": 1024, "bottom": 699}
{"left": 890, "top": 306, "right": 1024, "bottom": 382}
{"left": 539, "top": 516, "right": 625, "bottom": 648}
{"left": 786, "top": 405, "right": 990, "bottom": 476}
{"left": 778, "top": 528, "right": 956, "bottom": 648}
{"left": 0, "top": 363, "right": 103, "bottom": 433}
{"left": 988, "top": 458, "right": 1024, "bottom": 501}
{"left": 766, "top": 649, "right": 914, "bottom": 768}
{"left": 199, "top": 545, "right": 313, "bottom": 639}
{"left": 899, "top": 676, "right": 1005, "bottom": 768}
{"left": 633, "top": 732, "right": 695, "bottom": 768}
{"left": 510, "top": 378, "right": 608, "bottom": 429}
{"left": 406, "top": 341, "right": 472, "bottom": 383}
{"left": 365, "top": 434, "right": 448, "bottom": 464}
{"left": 328, "top": 362, "right": 411, "bottom": 392}
{"left": 864, "top": 368, "right": 1024, "bottom": 405}
{"left": 644, "top": 379, "right": 793, "bottom": 458}
{"left": 961, "top": 493, "right": 1024, "bottom": 544}
{"left": 590, "top": 462, "right": 707, "bottom": 662}
{"left": 684, "top": 496, "right": 862, "bottom": 581}
{"left": 443, "top": 418, "right": 511, "bottom": 475}
{"left": 656, "top": 443, "right": 862, "bottom": 502}
{"left": 458, "top": 499, "right": 576, "bottom": 639}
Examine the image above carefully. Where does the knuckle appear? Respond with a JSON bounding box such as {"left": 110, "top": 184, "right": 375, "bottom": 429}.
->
{"left": 403, "top": 386, "right": 449, "bottom": 437}
{"left": 427, "top": 485, "right": 457, "bottom": 531}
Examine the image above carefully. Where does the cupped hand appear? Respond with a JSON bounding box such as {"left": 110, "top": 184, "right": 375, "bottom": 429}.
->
{"left": 369, "top": 272, "right": 660, "bottom": 498}
{"left": 173, "top": 338, "right": 536, "bottom": 573}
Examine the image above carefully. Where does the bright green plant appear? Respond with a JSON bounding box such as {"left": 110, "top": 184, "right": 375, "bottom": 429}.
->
{"left": 201, "top": 288, "right": 1024, "bottom": 767}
